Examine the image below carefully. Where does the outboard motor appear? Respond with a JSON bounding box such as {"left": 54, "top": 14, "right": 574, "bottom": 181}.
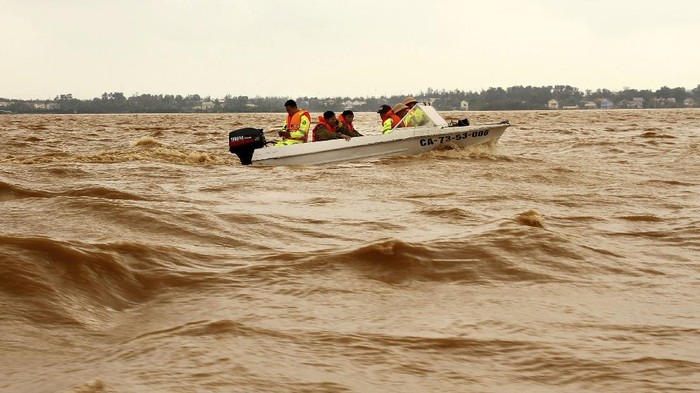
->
{"left": 449, "top": 118, "right": 470, "bottom": 127}
{"left": 228, "top": 128, "right": 266, "bottom": 165}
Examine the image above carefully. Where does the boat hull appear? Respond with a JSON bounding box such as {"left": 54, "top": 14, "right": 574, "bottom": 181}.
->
{"left": 249, "top": 124, "right": 509, "bottom": 166}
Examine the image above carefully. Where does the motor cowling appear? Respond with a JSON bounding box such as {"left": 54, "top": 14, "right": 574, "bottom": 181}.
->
{"left": 228, "top": 128, "right": 266, "bottom": 165}
{"left": 449, "top": 118, "right": 470, "bottom": 127}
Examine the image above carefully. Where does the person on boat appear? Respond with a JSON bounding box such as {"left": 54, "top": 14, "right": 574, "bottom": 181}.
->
{"left": 277, "top": 99, "right": 311, "bottom": 146}
{"left": 391, "top": 103, "right": 410, "bottom": 128}
{"left": 402, "top": 96, "right": 428, "bottom": 127}
{"left": 309, "top": 111, "right": 352, "bottom": 142}
{"left": 377, "top": 104, "right": 403, "bottom": 134}
{"left": 337, "top": 110, "right": 362, "bottom": 137}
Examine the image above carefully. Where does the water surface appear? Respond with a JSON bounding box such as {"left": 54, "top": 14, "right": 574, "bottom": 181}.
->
{"left": 1, "top": 109, "right": 699, "bottom": 392}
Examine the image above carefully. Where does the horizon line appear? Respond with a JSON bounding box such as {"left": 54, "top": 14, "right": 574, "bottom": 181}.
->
{"left": 3, "top": 83, "right": 700, "bottom": 102}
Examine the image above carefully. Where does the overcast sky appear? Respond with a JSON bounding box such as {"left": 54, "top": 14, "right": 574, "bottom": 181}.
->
{"left": 2, "top": 0, "right": 699, "bottom": 100}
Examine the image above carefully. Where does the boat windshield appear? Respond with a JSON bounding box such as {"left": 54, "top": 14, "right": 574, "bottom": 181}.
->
{"left": 395, "top": 104, "right": 448, "bottom": 130}
{"left": 414, "top": 104, "right": 448, "bottom": 127}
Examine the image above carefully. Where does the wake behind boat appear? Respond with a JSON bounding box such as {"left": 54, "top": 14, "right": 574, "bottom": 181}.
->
{"left": 228, "top": 105, "right": 509, "bottom": 166}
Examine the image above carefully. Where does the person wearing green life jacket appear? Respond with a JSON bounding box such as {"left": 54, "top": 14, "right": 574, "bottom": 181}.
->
{"left": 337, "top": 110, "right": 362, "bottom": 137}
{"left": 309, "top": 111, "right": 351, "bottom": 142}
{"left": 402, "top": 96, "right": 428, "bottom": 127}
{"left": 377, "top": 104, "right": 403, "bottom": 134}
{"left": 276, "top": 99, "right": 311, "bottom": 146}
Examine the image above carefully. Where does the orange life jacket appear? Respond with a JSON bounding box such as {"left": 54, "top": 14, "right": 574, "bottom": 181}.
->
{"left": 309, "top": 116, "right": 337, "bottom": 142}
{"left": 338, "top": 114, "right": 355, "bottom": 132}
{"left": 381, "top": 110, "right": 403, "bottom": 129}
{"left": 285, "top": 109, "right": 311, "bottom": 140}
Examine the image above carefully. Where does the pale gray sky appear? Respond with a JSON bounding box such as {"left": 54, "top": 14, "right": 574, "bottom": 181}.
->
{"left": 2, "top": 0, "right": 699, "bottom": 100}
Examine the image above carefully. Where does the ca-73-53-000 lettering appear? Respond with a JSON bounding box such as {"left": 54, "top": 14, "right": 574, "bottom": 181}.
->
{"left": 419, "top": 130, "right": 490, "bottom": 146}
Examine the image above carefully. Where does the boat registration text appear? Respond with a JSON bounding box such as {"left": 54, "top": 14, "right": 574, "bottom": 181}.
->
{"left": 419, "top": 130, "right": 490, "bottom": 146}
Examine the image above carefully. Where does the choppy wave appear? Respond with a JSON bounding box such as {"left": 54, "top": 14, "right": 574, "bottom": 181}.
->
{"left": 515, "top": 209, "right": 545, "bottom": 227}
{"left": 639, "top": 131, "right": 677, "bottom": 139}
{"left": 253, "top": 218, "right": 643, "bottom": 286}
{"left": 2, "top": 109, "right": 699, "bottom": 392}
{"left": 132, "top": 136, "right": 162, "bottom": 147}
{"left": 0, "top": 180, "right": 48, "bottom": 200}
{"left": 318, "top": 237, "right": 558, "bottom": 284}
{"left": 75, "top": 146, "right": 235, "bottom": 165}
{"left": 0, "top": 220, "right": 644, "bottom": 327}
{"left": 0, "top": 180, "right": 148, "bottom": 201}
{"left": 1, "top": 145, "right": 236, "bottom": 166}
{"left": 0, "top": 235, "right": 237, "bottom": 326}
{"left": 63, "top": 379, "right": 107, "bottom": 393}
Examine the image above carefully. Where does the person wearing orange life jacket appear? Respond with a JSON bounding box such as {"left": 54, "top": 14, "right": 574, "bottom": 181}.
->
{"left": 337, "top": 110, "right": 363, "bottom": 137}
{"left": 276, "top": 99, "right": 311, "bottom": 146}
{"left": 377, "top": 104, "right": 402, "bottom": 134}
{"left": 392, "top": 103, "right": 410, "bottom": 126}
{"left": 309, "top": 111, "right": 352, "bottom": 142}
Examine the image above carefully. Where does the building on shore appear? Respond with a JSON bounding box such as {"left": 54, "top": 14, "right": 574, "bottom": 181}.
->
{"left": 343, "top": 100, "right": 367, "bottom": 110}
{"left": 193, "top": 100, "right": 215, "bottom": 111}
{"left": 547, "top": 99, "right": 559, "bottom": 110}
{"left": 618, "top": 98, "right": 644, "bottom": 109}
{"left": 32, "top": 102, "right": 61, "bottom": 110}
{"left": 629, "top": 97, "right": 644, "bottom": 109}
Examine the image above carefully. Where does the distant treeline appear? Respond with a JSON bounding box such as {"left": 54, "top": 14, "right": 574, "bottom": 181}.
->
{"left": 2, "top": 85, "right": 699, "bottom": 114}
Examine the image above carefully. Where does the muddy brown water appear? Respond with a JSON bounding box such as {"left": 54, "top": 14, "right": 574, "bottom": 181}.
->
{"left": 1, "top": 109, "right": 699, "bottom": 392}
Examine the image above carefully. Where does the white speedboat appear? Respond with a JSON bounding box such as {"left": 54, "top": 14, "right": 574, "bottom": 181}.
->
{"left": 228, "top": 105, "right": 509, "bottom": 166}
